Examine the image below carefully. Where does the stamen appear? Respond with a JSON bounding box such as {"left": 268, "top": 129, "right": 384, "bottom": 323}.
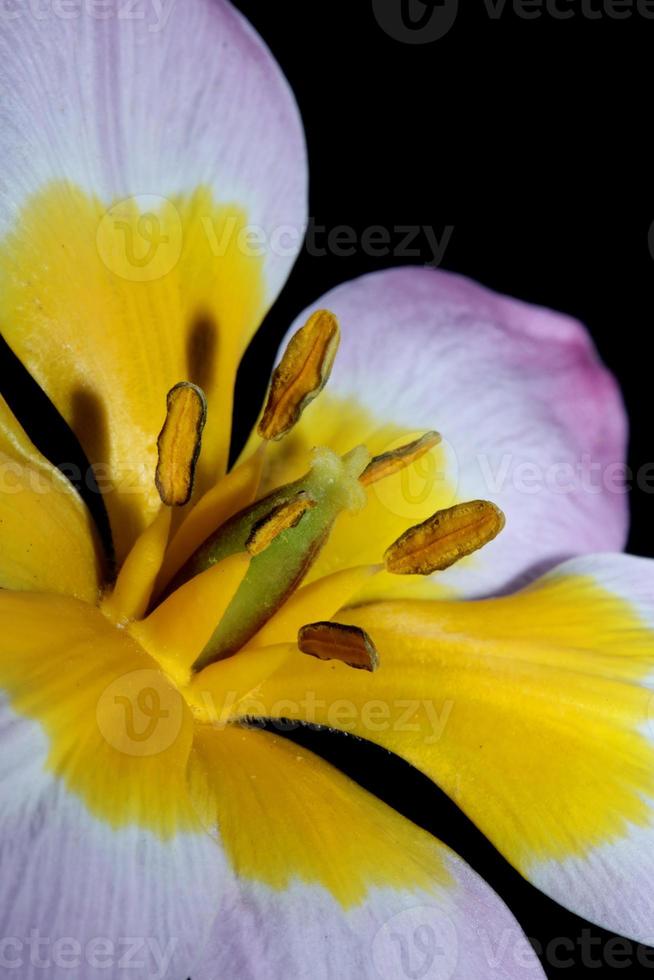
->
{"left": 257, "top": 310, "right": 340, "bottom": 441}
{"left": 155, "top": 382, "right": 207, "bottom": 506}
{"left": 189, "top": 445, "right": 369, "bottom": 671}
{"left": 246, "top": 492, "right": 316, "bottom": 556}
{"left": 360, "top": 431, "right": 442, "bottom": 487}
{"left": 385, "top": 499, "right": 505, "bottom": 575}
{"left": 298, "top": 621, "right": 379, "bottom": 672}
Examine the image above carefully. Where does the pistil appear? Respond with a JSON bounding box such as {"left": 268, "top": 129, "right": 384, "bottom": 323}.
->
{"left": 190, "top": 445, "right": 369, "bottom": 671}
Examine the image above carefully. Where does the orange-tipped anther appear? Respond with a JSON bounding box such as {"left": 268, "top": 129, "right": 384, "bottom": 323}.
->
{"left": 360, "top": 431, "right": 442, "bottom": 487}
{"left": 298, "top": 621, "right": 379, "bottom": 672}
{"left": 385, "top": 499, "right": 506, "bottom": 575}
{"left": 155, "top": 382, "right": 207, "bottom": 506}
{"left": 246, "top": 492, "right": 316, "bottom": 556}
{"left": 258, "top": 310, "right": 340, "bottom": 441}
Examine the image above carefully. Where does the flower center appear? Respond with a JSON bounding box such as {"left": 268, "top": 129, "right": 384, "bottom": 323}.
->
{"left": 184, "top": 444, "right": 369, "bottom": 671}
{"left": 116, "top": 307, "right": 505, "bottom": 708}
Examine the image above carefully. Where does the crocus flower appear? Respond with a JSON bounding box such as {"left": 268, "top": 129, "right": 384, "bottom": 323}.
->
{"left": 0, "top": 2, "right": 651, "bottom": 979}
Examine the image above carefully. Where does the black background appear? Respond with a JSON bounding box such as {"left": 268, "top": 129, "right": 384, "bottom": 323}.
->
{"left": 231, "top": 0, "right": 653, "bottom": 558}
{"left": 229, "top": 2, "right": 653, "bottom": 977}
{"left": 1, "top": 1, "right": 652, "bottom": 977}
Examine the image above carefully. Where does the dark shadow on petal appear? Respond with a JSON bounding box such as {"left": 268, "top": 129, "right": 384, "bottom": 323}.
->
{"left": 187, "top": 311, "right": 219, "bottom": 395}
{"left": 0, "top": 332, "right": 113, "bottom": 561}
{"left": 487, "top": 554, "right": 575, "bottom": 598}
{"left": 69, "top": 386, "right": 116, "bottom": 567}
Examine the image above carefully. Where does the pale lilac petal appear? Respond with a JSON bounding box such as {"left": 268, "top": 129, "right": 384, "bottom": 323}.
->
{"left": 195, "top": 871, "right": 543, "bottom": 980}
{"left": 0, "top": 590, "right": 228, "bottom": 980}
{"left": 525, "top": 553, "right": 654, "bottom": 945}
{"left": 0, "top": 0, "right": 308, "bottom": 558}
{"left": 0, "top": 0, "right": 307, "bottom": 303}
{"left": 0, "top": 700, "right": 225, "bottom": 980}
{"left": 191, "top": 727, "right": 544, "bottom": 980}
{"left": 262, "top": 267, "right": 628, "bottom": 598}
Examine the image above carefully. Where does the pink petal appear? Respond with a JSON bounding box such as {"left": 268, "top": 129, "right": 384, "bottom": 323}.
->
{"left": 263, "top": 267, "right": 628, "bottom": 598}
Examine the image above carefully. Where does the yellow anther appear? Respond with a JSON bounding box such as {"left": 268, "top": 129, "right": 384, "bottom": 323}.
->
{"left": 298, "top": 621, "right": 379, "bottom": 672}
{"left": 360, "top": 431, "right": 442, "bottom": 487}
{"left": 245, "top": 492, "right": 317, "bottom": 557}
{"left": 258, "top": 310, "right": 340, "bottom": 441}
{"left": 385, "top": 499, "right": 506, "bottom": 575}
{"left": 155, "top": 382, "right": 207, "bottom": 507}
